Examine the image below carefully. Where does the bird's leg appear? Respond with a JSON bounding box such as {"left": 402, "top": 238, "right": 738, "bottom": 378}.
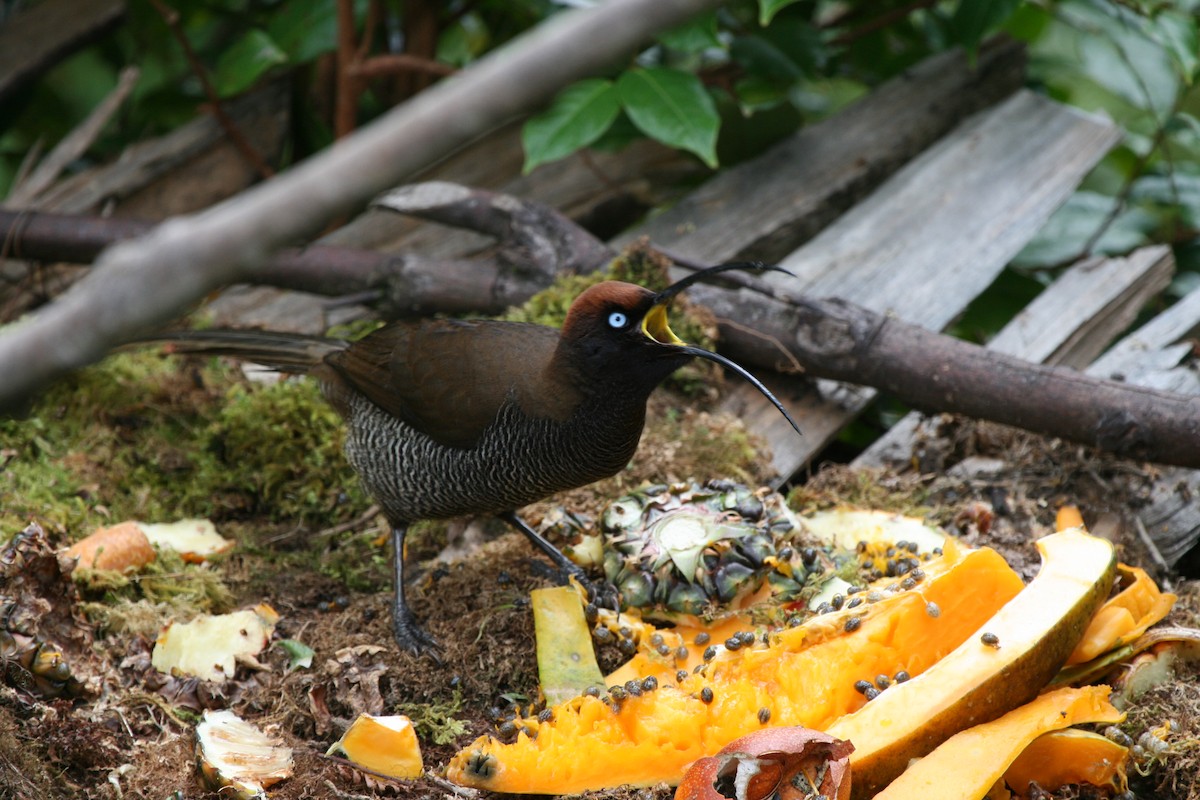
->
{"left": 390, "top": 524, "right": 443, "bottom": 661}
{"left": 499, "top": 511, "right": 616, "bottom": 608}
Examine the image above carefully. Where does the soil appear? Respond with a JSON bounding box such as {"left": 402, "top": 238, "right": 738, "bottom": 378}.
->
{"left": 2, "top": 408, "right": 1198, "bottom": 800}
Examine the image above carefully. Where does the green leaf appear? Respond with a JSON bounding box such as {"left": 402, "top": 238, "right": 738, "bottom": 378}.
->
{"left": 950, "top": 0, "right": 1021, "bottom": 52}
{"left": 617, "top": 67, "right": 719, "bottom": 168}
{"left": 1130, "top": 173, "right": 1200, "bottom": 228}
{"left": 730, "top": 35, "right": 804, "bottom": 84}
{"left": 266, "top": 0, "right": 337, "bottom": 63}
{"left": 1154, "top": 10, "right": 1199, "bottom": 84}
{"left": 437, "top": 13, "right": 492, "bottom": 67}
{"left": 658, "top": 12, "right": 721, "bottom": 53}
{"left": 1014, "top": 191, "right": 1155, "bottom": 268}
{"left": 522, "top": 79, "right": 620, "bottom": 173}
{"left": 213, "top": 28, "right": 288, "bottom": 96}
{"left": 759, "top": 0, "right": 802, "bottom": 26}
{"left": 1061, "top": 0, "right": 1180, "bottom": 116}
{"left": 275, "top": 638, "right": 314, "bottom": 672}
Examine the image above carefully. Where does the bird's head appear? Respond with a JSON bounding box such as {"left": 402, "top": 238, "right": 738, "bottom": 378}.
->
{"left": 558, "top": 262, "right": 802, "bottom": 436}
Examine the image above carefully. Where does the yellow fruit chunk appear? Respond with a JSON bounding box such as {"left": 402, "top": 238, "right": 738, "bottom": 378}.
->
{"left": 802, "top": 508, "right": 947, "bottom": 554}
{"left": 446, "top": 543, "right": 1023, "bottom": 794}
{"left": 872, "top": 687, "right": 1124, "bottom": 800}
{"left": 828, "top": 530, "right": 1116, "bottom": 798}
{"left": 532, "top": 587, "right": 605, "bottom": 704}
{"left": 1003, "top": 728, "right": 1128, "bottom": 795}
{"left": 328, "top": 714, "right": 423, "bottom": 780}
{"left": 1067, "top": 563, "right": 1176, "bottom": 664}
{"left": 1055, "top": 506, "right": 1085, "bottom": 531}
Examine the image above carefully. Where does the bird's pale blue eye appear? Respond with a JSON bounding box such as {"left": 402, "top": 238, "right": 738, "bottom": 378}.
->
{"left": 607, "top": 311, "right": 628, "bottom": 329}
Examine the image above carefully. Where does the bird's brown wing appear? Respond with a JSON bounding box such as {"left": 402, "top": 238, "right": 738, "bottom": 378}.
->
{"left": 325, "top": 318, "right": 565, "bottom": 449}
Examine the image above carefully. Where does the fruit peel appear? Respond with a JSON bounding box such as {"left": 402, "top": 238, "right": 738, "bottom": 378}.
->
{"left": 196, "top": 709, "right": 293, "bottom": 798}
{"left": 152, "top": 604, "right": 279, "bottom": 682}
{"left": 676, "top": 727, "right": 853, "bottom": 800}
{"left": 871, "top": 686, "right": 1124, "bottom": 800}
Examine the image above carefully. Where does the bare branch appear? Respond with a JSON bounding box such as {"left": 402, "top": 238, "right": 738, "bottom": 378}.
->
{"left": 0, "top": 183, "right": 614, "bottom": 317}
{"left": 0, "top": 0, "right": 725, "bottom": 410}
{"left": 695, "top": 285, "right": 1200, "bottom": 469}
{"left": 147, "top": 0, "right": 275, "bottom": 180}
{"left": 5, "top": 67, "right": 140, "bottom": 206}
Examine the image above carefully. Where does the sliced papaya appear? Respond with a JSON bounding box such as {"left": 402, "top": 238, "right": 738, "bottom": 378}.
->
{"left": 327, "top": 714, "right": 423, "bottom": 779}
{"left": 871, "top": 686, "right": 1124, "bottom": 800}
{"left": 445, "top": 542, "right": 1023, "bottom": 794}
{"left": 1067, "top": 563, "right": 1176, "bottom": 665}
{"left": 826, "top": 529, "right": 1116, "bottom": 798}
{"left": 1003, "top": 728, "right": 1128, "bottom": 796}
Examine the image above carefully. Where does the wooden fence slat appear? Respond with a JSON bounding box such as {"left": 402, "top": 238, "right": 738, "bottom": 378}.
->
{"left": 854, "top": 245, "right": 1175, "bottom": 469}
{"left": 706, "top": 90, "right": 1121, "bottom": 480}
{"left": 1078, "top": 284, "right": 1200, "bottom": 567}
{"left": 615, "top": 40, "right": 1027, "bottom": 265}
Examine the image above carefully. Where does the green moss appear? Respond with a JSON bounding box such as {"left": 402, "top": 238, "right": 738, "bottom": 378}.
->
{"left": 397, "top": 688, "right": 470, "bottom": 745}
{"left": 787, "top": 466, "right": 935, "bottom": 519}
{"left": 312, "top": 528, "right": 392, "bottom": 592}
{"left": 0, "top": 350, "right": 369, "bottom": 540}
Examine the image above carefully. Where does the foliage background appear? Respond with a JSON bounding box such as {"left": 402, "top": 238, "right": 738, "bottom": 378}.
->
{"left": 1, "top": 0, "right": 1198, "bottom": 415}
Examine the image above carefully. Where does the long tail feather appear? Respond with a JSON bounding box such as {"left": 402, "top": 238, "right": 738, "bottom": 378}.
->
{"left": 134, "top": 329, "right": 347, "bottom": 373}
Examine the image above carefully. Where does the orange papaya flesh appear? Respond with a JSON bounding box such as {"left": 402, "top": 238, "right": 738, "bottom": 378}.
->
{"left": 1067, "top": 563, "right": 1177, "bottom": 665}
{"left": 602, "top": 612, "right": 753, "bottom": 687}
{"left": 871, "top": 686, "right": 1124, "bottom": 800}
{"left": 606, "top": 536, "right": 967, "bottom": 688}
{"left": 1056, "top": 506, "right": 1086, "bottom": 531}
{"left": 445, "top": 543, "right": 1023, "bottom": 794}
{"left": 829, "top": 530, "right": 1116, "bottom": 799}
{"left": 1003, "top": 728, "right": 1128, "bottom": 796}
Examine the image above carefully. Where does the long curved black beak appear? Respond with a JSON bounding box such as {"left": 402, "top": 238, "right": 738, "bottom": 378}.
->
{"left": 652, "top": 261, "right": 791, "bottom": 305}
{"left": 641, "top": 262, "right": 802, "bottom": 438}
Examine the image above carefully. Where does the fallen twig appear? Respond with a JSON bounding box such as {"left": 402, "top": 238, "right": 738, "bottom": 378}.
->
{"left": 5, "top": 66, "right": 140, "bottom": 206}
{"left": 0, "top": 0, "right": 723, "bottom": 410}
{"left": 148, "top": 0, "right": 275, "bottom": 180}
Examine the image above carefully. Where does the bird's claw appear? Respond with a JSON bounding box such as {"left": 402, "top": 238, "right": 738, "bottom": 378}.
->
{"left": 392, "top": 607, "right": 443, "bottom": 663}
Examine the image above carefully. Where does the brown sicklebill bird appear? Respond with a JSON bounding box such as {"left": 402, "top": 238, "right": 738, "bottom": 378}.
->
{"left": 144, "top": 262, "right": 802, "bottom": 657}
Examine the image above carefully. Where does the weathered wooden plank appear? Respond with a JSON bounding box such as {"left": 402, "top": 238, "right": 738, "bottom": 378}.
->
{"left": 1081, "top": 285, "right": 1200, "bottom": 567}
{"left": 988, "top": 247, "right": 1175, "bottom": 369}
{"left": 614, "top": 39, "right": 1027, "bottom": 264}
{"left": 0, "top": 0, "right": 125, "bottom": 105}
{"left": 33, "top": 80, "right": 291, "bottom": 216}
{"left": 703, "top": 89, "right": 1121, "bottom": 480}
{"left": 854, "top": 246, "right": 1175, "bottom": 469}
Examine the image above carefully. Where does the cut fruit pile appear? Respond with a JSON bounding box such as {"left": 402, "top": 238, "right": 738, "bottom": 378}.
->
{"left": 447, "top": 522, "right": 1177, "bottom": 798}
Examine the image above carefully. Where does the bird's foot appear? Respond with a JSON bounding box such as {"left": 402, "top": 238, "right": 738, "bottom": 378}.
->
{"left": 560, "top": 562, "right": 618, "bottom": 611}
{"left": 392, "top": 605, "right": 443, "bottom": 663}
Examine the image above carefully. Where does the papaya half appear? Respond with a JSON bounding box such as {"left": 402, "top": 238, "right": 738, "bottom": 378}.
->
{"left": 827, "top": 528, "right": 1116, "bottom": 798}
{"left": 446, "top": 539, "right": 1024, "bottom": 793}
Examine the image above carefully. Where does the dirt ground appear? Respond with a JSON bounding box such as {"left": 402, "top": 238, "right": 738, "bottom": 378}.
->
{"left": 2, "top": 388, "right": 1198, "bottom": 800}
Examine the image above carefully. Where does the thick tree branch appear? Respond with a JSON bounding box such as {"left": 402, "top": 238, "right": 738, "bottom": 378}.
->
{"left": 694, "top": 287, "right": 1200, "bottom": 469}
{"left": 0, "top": 185, "right": 614, "bottom": 318}
{"left": 0, "top": 0, "right": 724, "bottom": 410}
